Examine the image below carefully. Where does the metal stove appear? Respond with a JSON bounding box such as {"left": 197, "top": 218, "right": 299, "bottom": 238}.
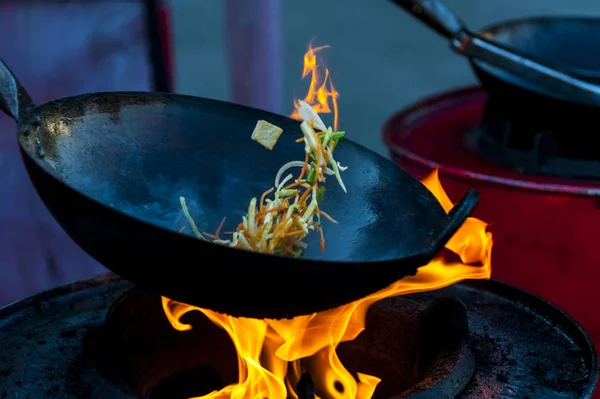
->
{"left": 0, "top": 274, "right": 596, "bottom": 398}
{"left": 383, "top": 86, "right": 600, "bottom": 354}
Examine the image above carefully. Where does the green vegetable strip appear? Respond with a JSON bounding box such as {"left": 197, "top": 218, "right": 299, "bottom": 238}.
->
{"left": 306, "top": 167, "right": 317, "bottom": 184}
{"left": 179, "top": 196, "right": 205, "bottom": 240}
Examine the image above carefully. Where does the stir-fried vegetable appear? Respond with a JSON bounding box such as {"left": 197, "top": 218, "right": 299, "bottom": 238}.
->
{"left": 180, "top": 101, "right": 347, "bottom": 257}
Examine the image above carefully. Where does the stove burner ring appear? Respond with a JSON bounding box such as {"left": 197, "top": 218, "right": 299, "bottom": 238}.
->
{"left": 82, "top": 288, "right": 474, "bottom": 399}
{"left": 0, "top": 273, "right": 596, "bottom": 398}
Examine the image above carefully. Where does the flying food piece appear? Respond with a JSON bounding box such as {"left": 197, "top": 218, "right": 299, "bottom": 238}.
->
{"left": 251, "top": 120, "right": 284, "bottom": 150}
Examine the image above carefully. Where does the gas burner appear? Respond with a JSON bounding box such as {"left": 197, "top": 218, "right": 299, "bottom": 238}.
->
{"left": 474, "top": 95, "right": 600, "bottom": 180}
{"left": 382, "top": 86, "right": 600, "bottom": 353}
{"left": 458, "top": 16, "right": 600, "bottom": 181}
{"left": 0, "top": 274, "right": 596, "bottom": 398}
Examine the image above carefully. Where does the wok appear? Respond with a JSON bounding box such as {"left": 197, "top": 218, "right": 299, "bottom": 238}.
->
{"left": 392, "top": 0, "right": 600, "bottom": 176}
{"left": 474, "top": 17, "right": 600, "bottom": 109}
{"left": 472, "top": 16, "right": 600, "bottom": 160}
{"left": 392, "top": 0, "right": 600, "bottom": 107}
{"left": 0, "top": 57, "right": 478, "bottom": 319}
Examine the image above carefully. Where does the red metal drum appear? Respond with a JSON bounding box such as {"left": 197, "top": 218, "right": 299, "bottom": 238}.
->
{"left": 383, "top": 86, "right": 600, "bottom": 350}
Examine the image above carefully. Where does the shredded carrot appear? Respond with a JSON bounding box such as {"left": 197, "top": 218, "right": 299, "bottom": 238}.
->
{"left": 178, "top": 101, "right": 347, "bottom": 258}
{"left": 298, "top": 183, "right": 315, "bottom": 205}
{"left": 284, "top": 246, "right": 300, "bottom": 256}
{"left": 264, "top": 206, "right": 286, "bottom": 214}
{"left": 259, "top": 187, "right": 274, "bottom": 212}
{"left": 214, "top": 217, "right": 226, "bottom": 239}
{"left": 283, "top": 181, "right": 304, "bottom": 190}
{"left": 317, "top": 209, "right": 337, "bottom": 223}
{"left": 285, "top": 230, "right": 307, "bottom": 237}
{"left": 295, "top": 131, "right": 326, "bottom": 143}
{"left": 297, "top": 152, "right": 310, "bottom": 181}
{"left": 315, "top": 133, "right": 329, "bottom": 165}
{"left": 316, "top": 225, "right": 326, "bottom": 252}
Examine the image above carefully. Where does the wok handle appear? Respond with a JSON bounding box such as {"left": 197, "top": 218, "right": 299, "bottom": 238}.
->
{"left": 0, "top": 57, "right": 34, "bottom": 121}
{"left": 429, "top": 189, "right": 479, "bottom": 256}
{"left": 389, "top": 0, "right": 464, "bottom": 39}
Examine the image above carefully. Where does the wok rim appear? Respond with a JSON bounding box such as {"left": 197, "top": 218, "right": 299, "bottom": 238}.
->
{"left": 477, "top": 15, "right": 600, "bottom": 38}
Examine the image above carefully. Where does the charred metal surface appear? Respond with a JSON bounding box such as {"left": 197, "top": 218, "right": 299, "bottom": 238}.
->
{"left": 0, "top": 274, "right": 596, "bottom": 398}
{"left": 86, "top": 288, "right": 237, "bottom": 399}
{"left": 0, "top": 274, "right": 131, "bottom": 399}
{"left": 406, "top": 280, "right": 598, "bottom": 398}
{"left": 402, "top": 298, "right": 474, "bottom": 398}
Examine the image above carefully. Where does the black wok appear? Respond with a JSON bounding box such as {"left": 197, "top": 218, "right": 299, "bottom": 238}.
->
{"left": 392, "top": 0, "right": 600, "bottom": 141}
{"left": 474, "top": 17, "right": 600, "bottom": 108}
{"left": 0, "top": 58, "right": 478, "bottom": 319}
{"left": 392, "top": 0, "right": 600, "bottom": 107}
{"left": 473, "top": 17, "right": 600, "bottom": 150}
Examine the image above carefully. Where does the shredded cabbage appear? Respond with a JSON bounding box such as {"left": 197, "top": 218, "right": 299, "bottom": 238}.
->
{"left": 180, "top": 102, "right": 348, "bottom": 257}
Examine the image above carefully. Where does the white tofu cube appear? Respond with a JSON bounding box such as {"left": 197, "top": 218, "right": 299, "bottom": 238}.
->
{"left": 251, "top": 120, "right": 284, "bottom": 150}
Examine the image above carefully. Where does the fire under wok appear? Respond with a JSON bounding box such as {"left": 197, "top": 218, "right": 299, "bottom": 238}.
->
{"left": 0, "top": 58, "right": 479, "bottom": 318}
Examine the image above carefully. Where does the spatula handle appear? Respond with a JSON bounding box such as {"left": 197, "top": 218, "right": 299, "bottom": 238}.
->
{"left": 390, "top": 0, "right": 465, "bottom": 39}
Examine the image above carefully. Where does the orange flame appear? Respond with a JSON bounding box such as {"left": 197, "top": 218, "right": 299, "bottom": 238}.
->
{"left": 162, "top": 169, "right": 492, "bottom": 399}
{"left": 290, "top": 43, "right": 340, "bottom": 131}
{"left": 161, "top": 44, "right": 493, "bottom": 399}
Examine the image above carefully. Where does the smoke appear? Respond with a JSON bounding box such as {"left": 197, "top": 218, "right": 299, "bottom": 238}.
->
{"left": 71, "top": 173, "right": 211, "bottom": 237}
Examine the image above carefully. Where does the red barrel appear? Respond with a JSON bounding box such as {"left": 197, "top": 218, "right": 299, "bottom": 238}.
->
{"left": 383, "top": 86, "right": 600, "bottom": 348}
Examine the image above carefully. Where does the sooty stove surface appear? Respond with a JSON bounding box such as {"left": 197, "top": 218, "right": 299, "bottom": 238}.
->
{"left": 0, "top": 273, "right": 597, "bottom": 399}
